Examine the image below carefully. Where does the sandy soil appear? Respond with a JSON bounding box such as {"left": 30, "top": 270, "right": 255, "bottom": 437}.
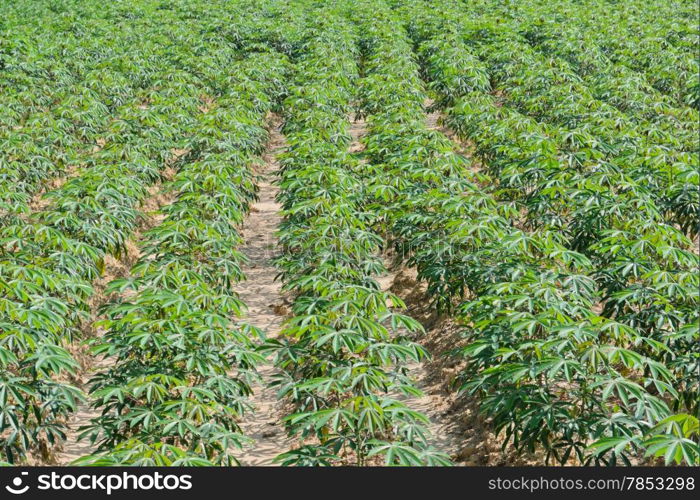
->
{"left": 376, "top": 266, "right": 466, "bottom": 463}
{"left": 234, "top": 115, "right": 297, "bottom": 466}
{"left": 349, "top": 112, "right": 367, "bottom": 152}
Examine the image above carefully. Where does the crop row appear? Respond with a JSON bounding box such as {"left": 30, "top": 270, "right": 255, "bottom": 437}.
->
{"left": 266, "top": 5, "right": 449, "bottom": 466}
{"left": 507, "top": 4, "right": 699, "bottom": 141}
{"left": 2, "top": 0, "right": 696, "bottom": 468}
{"left": 544, "top": 0, "right": 699, "bottom": 109}
{"left": 457, "top": 0, "right": 699, "bottom": 110}
{"left": 351, "top": 0, "right": 698, "bottom": 465}
{"left": 399, "top": 0, "right": 698, "bottom": 464}
{"left": 402, "top": 0, "right": 699, "bottom": 386}
{"left": 77, "top": 50, "right": 289, "bottom": 466}
{"left": 453, "top": 23, "right": 699, "bottom": 236}
{"left": 1, "top": 5, "right": 148, "bottom": 228}
{"left": 0, "top": 0, "right": 279, "bottom": 464}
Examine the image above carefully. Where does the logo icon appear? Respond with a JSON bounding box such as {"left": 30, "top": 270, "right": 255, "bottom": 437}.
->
{"left": 5, "top": 472, "right": 29, "bottom": 495}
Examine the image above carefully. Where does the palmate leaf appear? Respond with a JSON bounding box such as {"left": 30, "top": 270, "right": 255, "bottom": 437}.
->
{"left": 126, "top": 407, "right": 163, "bottom": 431}
{"left": 542, "top": 358, "right": 582, "bottom": 382}
{"left": 355, "top": 402, "right": 387, "bottom": 436}
{"left": 643, "top": 435, "right": 700, "bottom": 465}
{"left": 0, "top": 378, "right": 36, "bottom": 407}
{"left": 284, "top": 407, "right": 356, "bottom": 434}
{"left": 388, "top": 311, "right": 424, "bottom": 333}
{"left": 7, "top": 0, "right": 697, "bottom": 466}
{"left": 73, "top": 440, "right": 216, "bottom": 467}
{"left": 130, "top": 379, "right": 170, "bottom": 404}
{"left": 273, "top": 445, "right": 338, "bottom": 466}
{"left": 91, "top": 385, "right": 129, "bottom": 405}
{"left": 28, "top": 344, "right": 81, "bottom": 377}
{"left": 315, "top": 327, "right": 365, "bottom": 353}
{"left": 161, "top": 418, "right": 199, "bottom": 439}
{"left": 592, "top": 376, "right": 647, "bottom": 407}
{"left": 588, "top": 435, "right": 640, "bottom": 458}
{"left": 292, "top": 376, "right": 343, "bottom": 396}
{"left": 658, "top": 414, "right": 700, "bottom": 436}
{"left": 367, "top": 440, "right": 424, "bottom": 466}
{"left": 367, "top": 341, "right": 428, "bottom": 364}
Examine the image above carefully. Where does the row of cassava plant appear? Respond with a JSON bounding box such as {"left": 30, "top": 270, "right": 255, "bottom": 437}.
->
{"left": 400, "top": 0, "right": 699, "bottom": 417}
{"left": 0, "top": 0, "right": 275, "bottom": 464}
{"left": 389, "top": 0, "right": 699, "bottom": 465}
{"left": 443, "top": 4, "right": 699, "bottom": 236}
{"left": 75, "top": 49, "right": 290, "bottom": 466}
{"left": 457, "top": 0, "right": 699, "bottom": 110}
{"left": 266, "top": 4, "right": 450, "bottom": 466}
{"left": 505, "top": 2, "right": 699, "bottom": 145}
{"left": 342, "top": 0, "right": 699, "bottom": 465}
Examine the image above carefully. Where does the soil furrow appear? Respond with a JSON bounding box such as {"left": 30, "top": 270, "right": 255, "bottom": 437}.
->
{"left": 234, "top": 115, "right": 295, "bottom": 466}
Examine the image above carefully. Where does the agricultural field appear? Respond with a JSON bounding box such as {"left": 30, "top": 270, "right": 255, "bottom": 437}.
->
{"left": 0, "top": 0, "right": 698, "bottom": 467}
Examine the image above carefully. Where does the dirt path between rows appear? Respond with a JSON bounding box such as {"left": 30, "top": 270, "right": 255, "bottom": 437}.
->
{"left": 378, "top": 267, "right": 468, "bottom": 463}
{"left": 234, "top": 115, "right": 295, "bottom": 466}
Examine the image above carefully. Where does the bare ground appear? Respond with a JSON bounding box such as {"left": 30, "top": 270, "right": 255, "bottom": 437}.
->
{"left": 234, "top": 115, "right": 297, "bottom": 466}
{"left": 378, "top": 265, "right": 467, "bottom": 463}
